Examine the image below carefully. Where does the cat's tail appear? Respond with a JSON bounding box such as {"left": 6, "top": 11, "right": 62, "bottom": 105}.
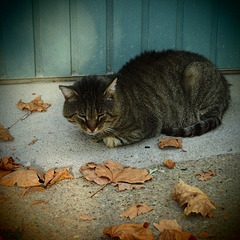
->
{"left": 161, "top": 117, "right": 221, "bottom": 137}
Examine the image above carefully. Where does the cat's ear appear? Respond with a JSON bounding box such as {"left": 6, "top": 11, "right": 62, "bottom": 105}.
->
{"left": 59, "top": 85, "right": 78, "bottom": 102}
{"left": 104, "top": 78, "right": 117, "bottom": 96}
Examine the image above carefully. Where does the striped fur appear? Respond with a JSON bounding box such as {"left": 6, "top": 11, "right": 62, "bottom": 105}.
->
{"left": 59, "top": 50, "right": 230, "bottom": 147}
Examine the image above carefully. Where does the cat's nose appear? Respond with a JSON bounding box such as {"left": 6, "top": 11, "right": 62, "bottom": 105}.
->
{"left": 89, "top": 127, "right": 96, "bottom": 132}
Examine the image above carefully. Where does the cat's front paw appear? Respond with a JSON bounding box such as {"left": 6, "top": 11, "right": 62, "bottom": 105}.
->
{"left": 103, "top": 137, "right": 122, "bottom": 148}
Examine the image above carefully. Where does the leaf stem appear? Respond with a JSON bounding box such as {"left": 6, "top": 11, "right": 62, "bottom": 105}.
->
{"left": 90, "top": 182, "right": 111, "bottom": 198}
{"left": 8, "top": 111, "right": 31, "bottom": 129}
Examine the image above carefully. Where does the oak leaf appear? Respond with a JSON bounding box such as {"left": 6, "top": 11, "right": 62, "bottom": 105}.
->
{"left": 158, "top": 137, "right": 183, "bottom": 149}
{"left": 194, "top": 170, "right": 216, "bottom": 181}
{"left": 0, "top": 125, "right": 14, "bottom": 141}
{"left": 120, "top": 203, "right": 154, "bottom": 220}
{"left": 154, "top": 219, "right": 196, "bottom": 240}
{"left": 0, "top": 166, "right": 44, "bottom": 187}
{"left": 44, "top": 167, "right": 74, "bottom": 186}
{"left": 103, "top": 222, "right": 154, "bottom": 240}
{"left": 17, "top": 95, "right": 51, "bottom": 112}
{"left": 163, "top": 159, "right": 176, "bottom": 169}
{"left": 173, "top": 179, "right": 216, "bottom": 217}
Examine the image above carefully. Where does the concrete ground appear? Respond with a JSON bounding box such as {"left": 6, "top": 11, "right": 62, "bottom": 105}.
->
{"left": 0, "top": 74, "right": 240, "bottom": 240}
{"left": 0, "top": 75, "right": 239, "bottom": 175}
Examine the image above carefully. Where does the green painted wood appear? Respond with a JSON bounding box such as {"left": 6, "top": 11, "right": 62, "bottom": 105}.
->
{"left": 0, "top": 0, "right": 240, "bottom": 80}
{"left": 183, "top": 0, "right": 213, "bottom": 58}
{"left": 0, "top": 0, "right": 35, "bottom": 79}
{"left": 148, "top": 0, "right": 178, "bottom": 51}
{"left": 217, "top": 0, "right": 240, "bottom": 68}
{"left": 113, "top": 0, "right": 142, "bottom": 72}
{"left": 75, "top": 0, "right": 106, "bottom": 75}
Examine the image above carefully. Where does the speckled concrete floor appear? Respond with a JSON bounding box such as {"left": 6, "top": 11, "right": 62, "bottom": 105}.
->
{"left": 0, "top": 153, "right": 239, "bottom": 240}
{"left": 0, "top": 74, "right": 240, "bottom": 239}
{"left": 0, "top": 75, "right": 239, "bottom": 178}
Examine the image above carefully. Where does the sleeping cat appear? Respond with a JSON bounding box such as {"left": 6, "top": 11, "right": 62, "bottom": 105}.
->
{"left": 59, "top": 50, "right": 230, "bottom": 148}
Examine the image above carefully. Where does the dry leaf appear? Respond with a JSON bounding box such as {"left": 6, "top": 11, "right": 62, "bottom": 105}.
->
{"left": 79, "top": 215, "right": 96, "bottom": 221}
{"left": 116, "top": 183, "right": 144, "bottom": 191}
{"left": 198, "top": 232, "right": 216, "bottom": 238}
{"left": 153, "top": 219, "right": 182, "bottom": 232}
{"left": 0, "top": 125, "right": 14, "bottom": 141}
{"left": 173, "top": 179, "right": 216, "bottom": 217}
{"left": 158, "top": 137, "right": 183, "bottom": 149}
{"left": 194, "top": 170, "right": 216, "bottom": 181}
{"left": 103, "top": 222, "right": 154, "bottom": 240}
{"left": 80, "top": 160, "right": 153, "bottom": 186}
{"left": 80, "top": 162, "right": 110, "bottom": 185}
{"left": 0, "top": 166, "right": 44, "bottom": 187}
{"left": 154, "top": 219, "right": 196, "bottom": 240}
{"left": 160, "top": 229, "right": 196, "bottom": 240}
{"left": 163, "top": 159, "right": 176, "bottom": 169}
{"left": 30, "top": 200, "right": 48, "bottom": 205}
{"left": 18, "top": 95, "right": 51, "bottom": 112}
{"left": 0, "top": 156, "right": 22, "bottom": 171}
{"left": 120, "top": 203, "right": 153, "bottom": 220}
{"left": 44, "top": 167, "right": 74, "bottom": 186}
{"left": 28, "top": 138, "right": 38, "bottom": 145}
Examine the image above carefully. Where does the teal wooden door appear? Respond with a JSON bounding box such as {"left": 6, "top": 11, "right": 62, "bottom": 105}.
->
{"left": 1, "top": 0, "right": 240, "bottom": 80}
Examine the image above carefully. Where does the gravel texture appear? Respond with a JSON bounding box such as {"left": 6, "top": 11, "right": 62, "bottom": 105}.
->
{"left": 0, "top": 153, "right": 240, "bottom": 240}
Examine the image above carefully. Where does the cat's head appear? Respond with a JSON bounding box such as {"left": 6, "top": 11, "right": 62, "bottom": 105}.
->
{"left": 59, "top": 76, "right": 119, "bottom": 137}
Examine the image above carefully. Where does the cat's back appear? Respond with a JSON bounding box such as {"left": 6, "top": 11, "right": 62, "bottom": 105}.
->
{"left": 118, "top": 50, "right": 209, "bottom": 78}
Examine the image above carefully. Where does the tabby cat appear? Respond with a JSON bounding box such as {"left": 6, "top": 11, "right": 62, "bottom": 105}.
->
{"left": 59, "top": 50, "right": 230, "bottom": 148}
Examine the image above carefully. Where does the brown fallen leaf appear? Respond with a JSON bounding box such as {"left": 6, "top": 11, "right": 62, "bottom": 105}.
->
{"left": 116, "top": 183, "right": 144, "bottom": 191}
{"left": 44, "top": 167, "right": 74, "bottom": 186}
{"left": 79, "top": 215, "right": 96, "bottom": 221}
{"left": 80, "top": 162, "right": 110, "bottom": 186}
{"left": 120, "top": 203, "right": 153, "bottom": 220}
{"left": 158, "top": 137, "right": 183, "bottom": 149}
{"left": 198, "top": 232, "right": 216, "bottom": 238}
{"left": 0, "top": 156, "right": 22, "bottom": 171}
{"left": 80, "top": 160, "right": 153, "bottom": 185}
{"left": 30, "top": 200, "right": 48, "bottom": 205}
{"left": 194, "top": 170, "right": 216, "bottom": 181}
{"left": 153, "top": 219, "right": 182, "bottom": 232}
{"left": 173, "top": 179, "right": 216, "bottom": 217}
{"left": 0, "top": 125, "right": 14, "bottom": 141}
{"left": 154, "top": 219, "right": 196, "bottom": 240}
{"left": 103, "top": 222, "right": 154, "bottom": 240}
{"left": 28, "top": 138, "right": 38, "bottom": 145}
{"left": 163, "top": 159, "right": 176, "bottom": 169}
{"left": 18, "top": 95, "right": 51, "bottom": 112}
{"left": 0, "top": 166, "right": 45, "bottom": 187}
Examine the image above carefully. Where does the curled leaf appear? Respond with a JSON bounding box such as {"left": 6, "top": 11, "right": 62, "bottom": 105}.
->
{"left": 0, "top": 156, "right": 22, "bottom": 171}
{"left": 44, "top": 167, "right": 74, "bottom": 186}
{"left": 173, "top": 179, "right": 216, "bottom": 217}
